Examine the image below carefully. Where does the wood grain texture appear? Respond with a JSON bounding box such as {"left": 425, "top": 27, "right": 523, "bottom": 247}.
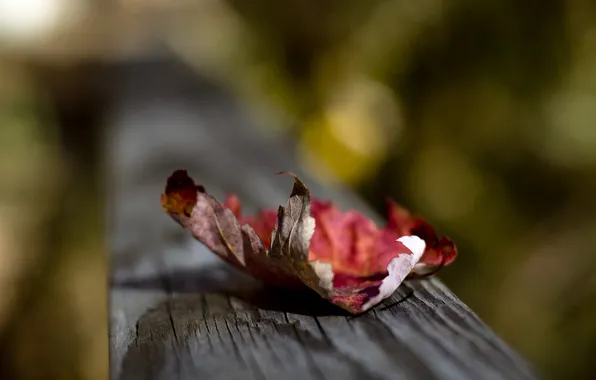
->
{"left": 107, "top": 57, "right": 540, "bottom": 380}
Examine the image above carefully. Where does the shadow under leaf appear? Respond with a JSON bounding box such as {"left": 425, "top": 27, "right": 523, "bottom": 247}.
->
{"left": 112, "top": 263, "right": 352, "bottom": 316}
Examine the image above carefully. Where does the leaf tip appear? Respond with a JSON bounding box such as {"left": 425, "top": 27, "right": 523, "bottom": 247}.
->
{"left": 162, "top": 169, "right": 199, "bottom": 216}
{"left": 275, "top": 170, "right": 297, "bottom": 176}
{"left": 274, "top": 170, "right": 309, "bottom": 198}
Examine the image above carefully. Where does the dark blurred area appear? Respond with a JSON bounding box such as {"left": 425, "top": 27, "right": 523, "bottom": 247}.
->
{"left": 0, "top": 0, "right": 595, "bottom": 379}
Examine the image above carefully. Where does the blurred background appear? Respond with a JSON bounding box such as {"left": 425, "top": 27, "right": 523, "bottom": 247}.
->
{"left": 1, "top": 0, "right": 595, "bottom": 379}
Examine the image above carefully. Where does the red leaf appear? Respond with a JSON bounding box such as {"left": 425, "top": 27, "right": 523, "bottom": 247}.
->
{"left": 162, "top": 170, "right": 457, "bottom": 313}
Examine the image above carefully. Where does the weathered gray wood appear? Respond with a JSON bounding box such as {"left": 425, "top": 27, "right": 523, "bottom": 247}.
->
{"left": 107, "top": 57, "right": 540, "bottom": 380}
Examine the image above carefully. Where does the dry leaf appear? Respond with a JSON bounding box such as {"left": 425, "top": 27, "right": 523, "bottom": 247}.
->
{"left": 161, "top": 170, "right": 457, "bottom": 313}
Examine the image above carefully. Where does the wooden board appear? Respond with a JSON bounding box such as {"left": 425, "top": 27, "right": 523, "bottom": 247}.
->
{"left": 106, "top": 58, "right": 540, "bottom": 380}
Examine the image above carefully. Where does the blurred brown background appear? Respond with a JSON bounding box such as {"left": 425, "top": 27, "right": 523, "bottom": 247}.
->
{"left": 1, "top": 0, "right": 595, "bottom": 379}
